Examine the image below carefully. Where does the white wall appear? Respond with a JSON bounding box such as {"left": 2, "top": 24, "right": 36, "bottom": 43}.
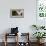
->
{"left": 0, "top": 0, "right": 36, "bottom": 42}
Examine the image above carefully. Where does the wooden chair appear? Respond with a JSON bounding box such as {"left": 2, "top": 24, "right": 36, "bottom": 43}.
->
{"left": 4, "top": 33, "right": 18, "bottom": 46}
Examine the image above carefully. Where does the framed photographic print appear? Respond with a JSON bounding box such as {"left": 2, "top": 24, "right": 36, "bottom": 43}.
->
{"left": 36, "top": 0, "right": 46, "bottom": 26}
{"left": 10, "top": 9, "right": 24, "bottom": 18}
{"left": 37, "top": 0, "right": 46, "bottom": 18}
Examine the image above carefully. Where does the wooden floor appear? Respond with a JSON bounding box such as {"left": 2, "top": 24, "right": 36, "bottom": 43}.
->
{"left": 0, "top": 42, "right": 46, "bottom": 46}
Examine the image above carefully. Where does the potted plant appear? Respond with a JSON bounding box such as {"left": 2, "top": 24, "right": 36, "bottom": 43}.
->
{"left": 33, "top": 32, "right": 46, "bottom": 43}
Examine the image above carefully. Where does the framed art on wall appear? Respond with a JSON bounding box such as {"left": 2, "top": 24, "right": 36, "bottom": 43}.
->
{"left": 10, "top": 9, "right": 24, "bottom": 18}
{"left": 37, "top": 0, "right": 46, "bottom": 19}
{"left": 36, "top": 0, "right": 46, "bottom": 28}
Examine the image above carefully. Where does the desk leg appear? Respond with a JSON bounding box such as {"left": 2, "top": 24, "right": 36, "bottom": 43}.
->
{"left": 16, "top": 34, "right": 18, "bottom": 46}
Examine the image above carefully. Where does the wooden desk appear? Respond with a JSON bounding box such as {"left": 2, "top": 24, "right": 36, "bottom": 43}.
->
{"left": 4, "top": 33, "right": 30, "bottom": 46}
{"left": 4, "top": 33, "right": 18, "bottom": 46}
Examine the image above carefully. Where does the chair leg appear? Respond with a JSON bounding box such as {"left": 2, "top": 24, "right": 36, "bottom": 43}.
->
{"left": 4, "top": 41, "right": 7, "bottom": 46}
{"left": 4, "top": 33, "right": 7, "bottom": 46}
